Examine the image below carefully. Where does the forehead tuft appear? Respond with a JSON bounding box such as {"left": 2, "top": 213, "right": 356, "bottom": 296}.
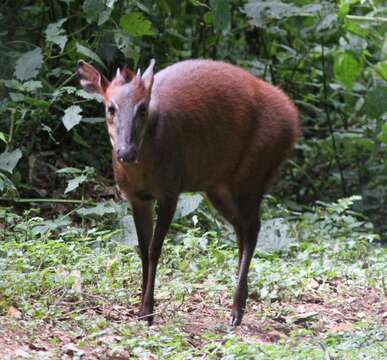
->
{"left": 106, "top": 77, "right": 147, "bottom": 103}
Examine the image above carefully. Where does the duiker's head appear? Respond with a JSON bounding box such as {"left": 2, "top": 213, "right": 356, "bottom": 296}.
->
{"left": 77, "top": 59, "right": 155, "bottom": 164}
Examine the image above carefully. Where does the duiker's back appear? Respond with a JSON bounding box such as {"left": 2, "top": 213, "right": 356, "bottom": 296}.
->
{"left": 149, "top": 59, "right": 299, "bottom": 192}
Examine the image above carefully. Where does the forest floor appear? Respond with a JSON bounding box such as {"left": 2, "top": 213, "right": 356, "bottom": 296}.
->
{"left": 0, "top": 282, "right": 385, "bottom": 359}
{"left": 0, "top": 201, "right": 386, "bottom": 359}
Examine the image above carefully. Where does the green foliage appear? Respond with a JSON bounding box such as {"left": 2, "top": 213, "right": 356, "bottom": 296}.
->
{"left": 0, "top": 1, "right": 385, "bottom": 238}
{"left": 0, "top": 199, "right": 385, "bottom": 358}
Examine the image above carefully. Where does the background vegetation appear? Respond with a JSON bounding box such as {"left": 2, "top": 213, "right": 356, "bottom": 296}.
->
{"left": 0, "top": 0, "right": 386, "bottom": 359}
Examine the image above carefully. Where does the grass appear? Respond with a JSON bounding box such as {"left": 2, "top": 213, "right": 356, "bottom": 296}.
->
{"left": 0, "top": 196, "right": 385, "bottom": 359}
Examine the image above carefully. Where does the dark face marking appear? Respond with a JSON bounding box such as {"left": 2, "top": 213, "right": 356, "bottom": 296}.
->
{"left": 111, "top": 82, "right": 150, "bottom": 164}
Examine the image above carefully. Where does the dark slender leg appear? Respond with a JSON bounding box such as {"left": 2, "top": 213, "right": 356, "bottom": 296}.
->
{"left": 230, "top": 195, "right": 262, "bottom": 326}
{"left": 140, "top": 196, "right": 178, "bottom": 325}
{"left": 131, "top": 200, "right": 154, "bottom": 310}
{"left": 206, "top": 186, "right": 244, "bottom": 272}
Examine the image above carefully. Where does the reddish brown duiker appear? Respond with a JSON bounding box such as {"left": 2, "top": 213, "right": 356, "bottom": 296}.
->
{"left": 78, "top": 59, "right": 299, "bottom": 326}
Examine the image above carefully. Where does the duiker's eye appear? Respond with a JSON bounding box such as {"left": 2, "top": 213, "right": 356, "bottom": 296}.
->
{"left": 107, "top": 105, "right": 116, "bottom": 116}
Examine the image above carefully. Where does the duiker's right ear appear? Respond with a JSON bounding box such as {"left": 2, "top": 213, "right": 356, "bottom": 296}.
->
{"left": 77, "top": 60, "right": 109, "bottom": 95}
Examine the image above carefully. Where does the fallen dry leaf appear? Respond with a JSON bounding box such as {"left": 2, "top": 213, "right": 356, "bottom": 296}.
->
{"left": 7, "top": 306, "right": 22, "bottom": 319}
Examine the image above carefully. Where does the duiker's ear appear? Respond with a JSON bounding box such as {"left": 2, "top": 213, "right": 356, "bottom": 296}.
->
{"left": 142, "top": 59, "right": 155, "bottom": 91}
{"left": 77, "top": 60, "right": 109, "bottom": 95}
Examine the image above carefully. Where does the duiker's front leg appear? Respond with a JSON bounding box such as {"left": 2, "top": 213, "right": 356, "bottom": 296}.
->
{"left": 141, "top": 196, "right": 178, "bottom": 325}
{"left": 132, "top": 200, "right": 154, "bottom": 312}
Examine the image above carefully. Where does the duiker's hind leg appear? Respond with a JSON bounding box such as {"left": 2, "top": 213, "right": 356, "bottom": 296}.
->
{"left": 206, "top": 186, "right": 244, "bottom": 272}
{"left": 132, "top": 200, "right": 154, "bottom": 312}
{"left": 230, "top": 194, "right": 261, "bottom": 326}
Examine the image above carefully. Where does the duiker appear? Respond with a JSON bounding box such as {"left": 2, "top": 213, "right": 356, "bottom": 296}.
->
{"left": 78, "top": 59, "right": 299, "bottom": 326}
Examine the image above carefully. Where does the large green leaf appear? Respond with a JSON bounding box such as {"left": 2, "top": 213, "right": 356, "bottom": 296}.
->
{"left": 32, "top": 217, "right": 71, "bottom": 235}
{"left": 174, "top": 194, "right": 203, "bottom": 220}
{"left": 0, "top": 149, "right": 22, "bottom": 173}
{"left": 45, "top": 18, "right": 68, "bottom": 52}
{"left": 333, "top": 51, "right": 363, "bottom": 90}
{"left": 257, "top": 218, "right": 296, "bottom": 252}
{"left": 210, "top": 0, "right": 230, "bottom": 32}
{"left": 82, "top": 0, "right": 105, "bottom": 24}
{"left": 363, "top": 85, "right": 387, "bottom": 119}
{"left": 113, "top": 215, "right": 138, "bottom": 246}
{"left": 62, "top": 105, "right": 82, "bottom": 131}
{"left": 119, "top": 12, "right": 154, "bottom": 37}
{"left": 14, "top": 48, "right": 43, "bottom": 81}
{"left": 64, "top": 174, "right": 87, "bottom": 194}
{"left": 77, "top": 202, "right": 116, "bottom": 216}
{"left": 243, "top": 0, "right": 321, "bottom": 28}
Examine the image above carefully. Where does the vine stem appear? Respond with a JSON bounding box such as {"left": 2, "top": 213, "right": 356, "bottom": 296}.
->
{"left": 6, "top": 109, "right": 16, "bottom": 151}
{"left": 321, "top": 44, "right": 347, "bottom": 196}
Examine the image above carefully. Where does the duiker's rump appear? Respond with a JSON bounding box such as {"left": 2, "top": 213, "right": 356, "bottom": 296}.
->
{"left": 78, "top": 59, "right": 300, "bottom": 326}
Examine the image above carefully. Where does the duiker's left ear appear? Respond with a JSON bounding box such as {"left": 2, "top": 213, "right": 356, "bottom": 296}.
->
{"left": 142, "top": 59, "right": 155, "bottom": 92}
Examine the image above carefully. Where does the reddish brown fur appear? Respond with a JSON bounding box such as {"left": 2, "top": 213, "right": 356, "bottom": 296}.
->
{"left": 112, "top": 60, "right": 299, "bottom": 202}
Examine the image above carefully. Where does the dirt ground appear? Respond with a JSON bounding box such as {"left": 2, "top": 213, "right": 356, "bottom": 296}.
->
{"left": 0, "top": 284, "right": 385, "bottom": 359}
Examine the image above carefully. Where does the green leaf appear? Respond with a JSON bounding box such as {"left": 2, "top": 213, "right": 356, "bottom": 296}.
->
{"left": 257, "top": 218, "right": 296, "bottom": 252}
{"left": 333, "top": 51, "right": 363, "bottom": 90}
{"left": 119, "top": 12, "right": 154, "bottom": 37}
{"left": 14, "top": 48, "right": 43, "bottom": 81}
{"left": 243, "top": 0, "right": 321, "bottom": 28}
{"left": 32, "top": 217, "right": 71, "bottom": 235}
{"left": 112, "top": 215, "right": 138, "bottom": 246}
{"left": 0, "top": 149, "right": 22, "bottom": 173}
{"left": 77, "top": 202, "right": 116, "bottom": 216}
{"left": 45, "top": 18, "right": 68, "bottom": 52}
{"left": 376, "top": 61, "right": 387, "bottom": 81}
{"left": 9, "top": 93, "right": 24, "bottom": 102}
{"left": 23, "top": 80, "right": 43, "bottom": 93}
{"left": 174, "top": 194, "right": 203, "bottom": 220}
{"left": 0, "top": 132, "right": 7, "bottom": 144}
{"left": 210, "top": 0, "right": 230, "bottom": 31}
{"left": 23, "top": 96, "right": 50, "bottom": 108}
{"left": 82, "top": 0, "right": 105, "bottom": 24}
{"left": 62, "top": 105, "right": 82, "bottom": 131}
{"left": 76, "top": 43, "right": 107, "bottom": 70}
{"left": 64, "top": 175, "right": 87, "bottom": 194}
{"left": 377, "top": 123, "right": 387, "bottom": 144}
{"left": 76, "top": 89, "right": 102, "bottom": 102}
{"left": 0, "top": 172, "right": 16, "bottom": 192}
{"left": 363, "top": 85, "right": 387, "bottom": 119}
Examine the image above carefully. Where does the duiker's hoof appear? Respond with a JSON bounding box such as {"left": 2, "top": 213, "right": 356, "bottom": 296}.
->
{"left": 138, "top": 310, "right": 154, "bottom": 326}
{"left": 230, "top": 308, "right": 243, "bottom": 326}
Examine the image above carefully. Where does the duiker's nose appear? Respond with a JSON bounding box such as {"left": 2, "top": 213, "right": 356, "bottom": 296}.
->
{"left": 116, "top": 145, "right": 137, "bottom": 164}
